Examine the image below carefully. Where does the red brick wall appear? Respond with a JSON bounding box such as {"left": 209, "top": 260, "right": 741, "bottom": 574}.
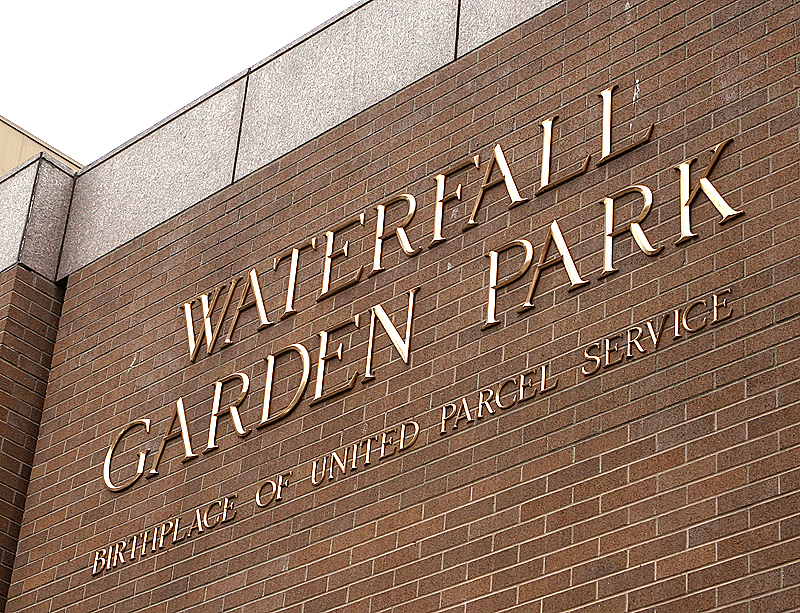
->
{"left": 0, "top": 265, "right": 63, "bottom": 613}
{"left": 7, "top": 0, "right": 800, "bottom": 611}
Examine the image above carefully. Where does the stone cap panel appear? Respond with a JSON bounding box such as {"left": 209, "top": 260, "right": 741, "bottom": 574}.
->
{"left": 0, "top": 154, "right": 74, "bottom": 281}
{"left": 457, "top": 0, "right": 561, "bottom": 56}
{"left": 58, "top": 78, "right": 247, "bottom": 278}
{"left": 55, "top": 0, "right": 561, "bottom": 279}
{"left": 234, "top": 0, "right": 458, "bottom": 180}
{"left": 0, "top": 163, "right": 37, "bottom": 273}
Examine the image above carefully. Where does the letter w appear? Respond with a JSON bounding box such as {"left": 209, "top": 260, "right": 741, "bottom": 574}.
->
{"left": 182, "top": 277, "right": 240, "bottom": 362}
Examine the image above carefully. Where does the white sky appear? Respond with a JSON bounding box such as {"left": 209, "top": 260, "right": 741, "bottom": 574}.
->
{"left": 0, "top": 1, "right": 357, "bottom": 166}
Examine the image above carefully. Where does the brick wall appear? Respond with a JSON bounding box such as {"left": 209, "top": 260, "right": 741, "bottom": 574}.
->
{"left": 7, "top": 0, "right": 800, "bottom": 611}
{"left": 0, "top": 265, "right": 63, "bottom": 612}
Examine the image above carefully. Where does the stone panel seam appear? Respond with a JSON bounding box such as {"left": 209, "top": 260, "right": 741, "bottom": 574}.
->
{"left": 454, "top": 0, "right": 462, "bottom": 62}
{"left": 231, "top": 70, "right": 252, "bottom": 186}
{"left": 14, "top": 157, "right": 42, "bottom": 265}
{"left": 74, "top": 73, "right": 249, "bottom": 177}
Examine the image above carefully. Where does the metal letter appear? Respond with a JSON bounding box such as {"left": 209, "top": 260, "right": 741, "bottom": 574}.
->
{"left": 372, "top": 195, "right": 421, "bottom": 274}
{"left": 223, "top": 268, "right": 272, "bottom": 345}
{"left": 363, "top": 288, "right": 418, "bottom": 381}
{"left": 681, "top": 299, "right": 708, "bottom": 333}
{"left": 206, "top": 373, "right": 251, "bottom": 452}
{"left": 312, "top": 316, "right": 360, "bottom": 405}
{"left": 273, "top": 238, "right": 317, "bottom": 318}
{"left": 431, "top": 156, "right": 480, "bottom": 246}
{"left": 399, "top": 422, "right": 419, "bottom": 450}
{"left": 182, "top": 276, "right": 240, "bottom": 362}
{"left": 601, "top": 185, "right": 663, "bottom": 277}
{"left": 598, "top": 85, "right": 654, "bottom": 164}
{"left": 148, "top": 397, "right": 198, "bottom": 478}
{"left": 484, "top": 239, "right": 534, "bottom": 329}
{"left": 521, "top": 221, "right": 588, "bottom": 310}
{"left": 92, "top": 550, "right": 106, "bottom": 575}
{"left": 103, "top": 419, "right": 151, "bottom": 492}
{"left": 712, "top": 288, "right": 733, "bottom": 323}
{"left": 320, "top": 213, "right": 365, "bottom": 299}
{"left": 465, "top": 144, "right": 529, "bottom": 228}
{"left": 261, "top": 343, "right": 311, "bottom": 427}
{"left": 582, "top": 343, "right": 602, "bottom": 376}
{"left": 676, "top": 140, "right": 743, "bottom": 244}
{"left": 537, "top": 115, "right": 591, "bottom": 195}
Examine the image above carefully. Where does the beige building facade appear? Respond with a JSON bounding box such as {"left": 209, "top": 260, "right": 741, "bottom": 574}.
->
{"left": 0, "top": 115, "right": 79, "bottom": 177}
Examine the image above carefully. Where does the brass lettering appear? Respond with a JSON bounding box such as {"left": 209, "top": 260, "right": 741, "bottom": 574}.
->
{"left": 521, "top": 221, "right": 588, "bottom": 310}
{"left": 441, "top": 403, "right": 457, "bottom": 434}
{"left": 484, "top": 239, "right": 533, "bottom": 329}
{"left": 431, "top": 156, "right": 480, "bottom": 246}
{"left": 206, "top": 373, "right": 251, "bottom": 452}
{"left": 362, "top": 435, "right": 379, "bottom": 465}
{"left": 104, "top": 419, "right": 151, "bottom": 492}
{"left": 273, "top": 238, "right": 317, "bottom": 318}
{"left": 312, "top": 316, "right": 360, "bottom": 404}
{"left": 182, "top": 511, "right": 203, "bottom": 539}
{"left": 399, "top": 422, "right": 419, "bottom": 450}
{"left": 598, "top": 85, "right": 654, "bottom": 164}
{"left": 539, "top": 364, "right": 558, "bottom": 394}
{"left": 148, "top": 397, "right": 197, "bottom": 478}
{"left": 712, "top": 288, "right": 733, "bottom": 323}
{"left": 519, "top": 369, "right": 538, "bottom": 401}
{"left": 676, "top": 139, "right": 743, "bottom": 244}
{"left": 203, "top": 500, "right": 222, "bottom": 528}
{"left": 223, "top": 268, "right": 272, "bottom": 344}
{"left": 139, "top": 530, "right": 150, "bottom": 556}
{"left": 255, "top": 481, "right": 276, "bottom": 507}
{"left": 645, "top": 314, "right": 670, "bottom": 350}
{"left": 92, "top": 550, "right": 106, "bottom": 575}
{"left": 261, "top": 343, "right": 311, "bottom": 427}
{"left": 477, "top": 389, "right": 495, "bottom": 418}
{"left": 601, "top": 185, "right": 663, "bottom": 277}
{"left": 275, "top": 473, "right": 290, "bottom": 501}
{"left": 329, "top": 448, "right": 349, "bottom": 479}
{"left": 254, "top": 476, "right": 289, "bottom": 507}
{"left": 454, "top": 398, "right": 474, "bottom": 428}
{"left": 465, "top": 144, "right": 528, "bottom": 228}
{"left": 311, "top": 457, "right": 327, "bottom": 486}
{"left": 159, "top": 521, "right": 174, "bottom": 548}
{"left": 537, "top": 115, "right": 591, "bottom": 195}
{"left": 372, "top": 195, "right": 421, "bottom": 274}
{"left": 221, "top": 495, "right": 237, "bottom": 523}
{"left": 626, "top": 326, "right": 647, "bottom": 357}
{"left": 582, "top": 342, "right": 602, "bottom": 376}
{"left": 172, "top": 517, "right": 184, "bottom": 543}
{"left": 112, "top": 542, "right": 126, "bottom": 567}
{"left": 380, "top": 429, "right": 397, "bottom": 459}
{"left": 495, "top": 378, "right": 518, "bottom": 409}
{"left": 682, "top": 299, "right": 707, "bottom": 333}
{"left": 183, "top": 277, "right": 240, "bottom": 362}
{"left": 604, "top": 334, "right": 624, "bottom": 367}
{"left": 320, "top": 213, "right": 366, "bottom": 300}
{"left": 363, "top": 288, "right": 418, "bottom": 381}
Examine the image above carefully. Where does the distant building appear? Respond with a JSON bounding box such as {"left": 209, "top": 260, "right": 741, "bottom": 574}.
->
{"left": 0, "top": 114, "right": 80, "bottom": 176}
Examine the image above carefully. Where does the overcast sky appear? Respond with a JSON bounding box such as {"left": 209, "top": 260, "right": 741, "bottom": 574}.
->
{"left": 1, "top": 1, "right": 357, "bottom": 166}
